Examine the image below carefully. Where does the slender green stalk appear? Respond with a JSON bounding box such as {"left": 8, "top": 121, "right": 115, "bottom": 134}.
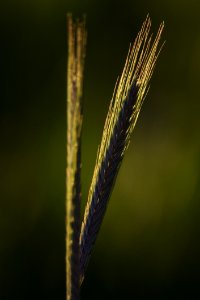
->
{"left": 66, "top": 14, "right": 86, "bottom": 300}
{"left": 79, "top": 15, "right": 164, "bottom": 283}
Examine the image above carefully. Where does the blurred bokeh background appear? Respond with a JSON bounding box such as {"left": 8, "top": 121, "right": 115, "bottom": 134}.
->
{"left": 0, "top": 0, "right": 200, "bottom": 299}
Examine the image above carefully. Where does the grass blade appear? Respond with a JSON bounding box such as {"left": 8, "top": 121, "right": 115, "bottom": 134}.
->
{"left": 66, "top": 14, "right": 86, "bottom": 300}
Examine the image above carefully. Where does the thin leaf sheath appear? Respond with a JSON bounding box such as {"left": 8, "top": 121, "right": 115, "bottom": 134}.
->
{"left": 79, "top": 16, "right": 164, "bottom": 283}
{"left": 66, "top": 15, "right": 86, "bottom": 300}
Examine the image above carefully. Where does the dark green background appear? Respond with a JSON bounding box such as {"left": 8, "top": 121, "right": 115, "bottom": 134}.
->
{"left": 0, "top": 0, "right": 200, "bottom": 299}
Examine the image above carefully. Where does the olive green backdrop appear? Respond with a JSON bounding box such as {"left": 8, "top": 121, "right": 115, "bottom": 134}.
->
{"left": 0, "top": 0, "right": 200, "bottom": 299}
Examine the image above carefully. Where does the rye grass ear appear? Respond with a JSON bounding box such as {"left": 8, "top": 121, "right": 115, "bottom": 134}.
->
{"left": 79, "top": 15, "right": 164, "bottom": 284}
{"left": 66, "top": 14, "right": 86, "bottom": 300}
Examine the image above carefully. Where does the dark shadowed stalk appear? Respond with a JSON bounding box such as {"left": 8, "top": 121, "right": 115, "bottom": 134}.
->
{"left": 79, "top": 16, "right": 164, "bottom": 283}
{"left": 66, "top": 15, "right": 86, "bottom": 300}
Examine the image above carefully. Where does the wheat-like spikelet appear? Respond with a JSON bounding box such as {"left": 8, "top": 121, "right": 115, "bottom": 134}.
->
{"left": 79, "top": 15, "right": 164, "bottom": 283}
{"left": 66, "top": 14, "right": 86, "bottom": 300}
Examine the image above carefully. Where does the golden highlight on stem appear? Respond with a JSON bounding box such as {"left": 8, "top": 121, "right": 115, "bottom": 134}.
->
{"left": 66, "top": 14, "right": 86, "bottom": 300}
